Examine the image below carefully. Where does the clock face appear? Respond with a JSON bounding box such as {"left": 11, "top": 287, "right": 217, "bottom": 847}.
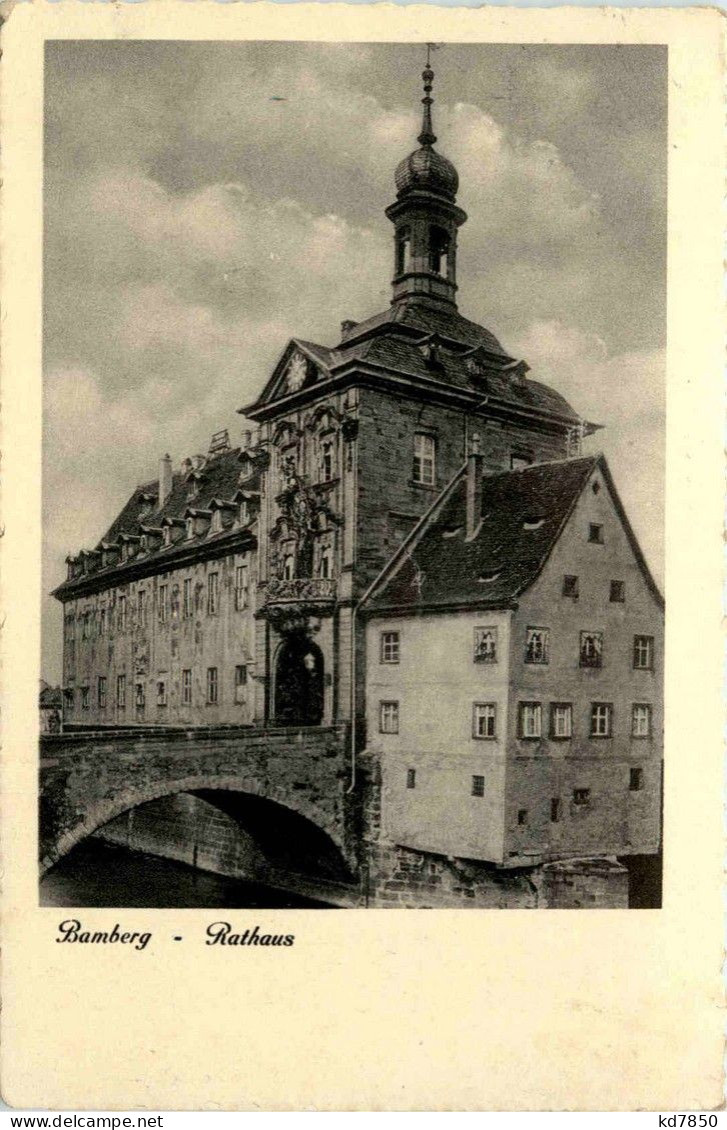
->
{"left": 286, "top": 353, "right": 308, "bottom": 392}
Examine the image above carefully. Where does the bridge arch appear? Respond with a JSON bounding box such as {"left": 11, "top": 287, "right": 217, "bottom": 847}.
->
{"left": 40, "top": 771, "right": 352, "bottom": 878}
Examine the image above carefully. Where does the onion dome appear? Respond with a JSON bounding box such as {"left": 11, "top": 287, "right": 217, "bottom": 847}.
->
{"left": 394, "top": 62, "right": 459, "bottom": 201}
{"left": 395, "top": 146, "right": 459, "bottom": 200}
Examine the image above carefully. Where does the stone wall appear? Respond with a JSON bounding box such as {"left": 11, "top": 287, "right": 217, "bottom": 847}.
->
{"left": 358, "top": 754, "right": 637, "bottom": 909}
{"left": 39, "top": 723, "right": 352, "bottom": 873}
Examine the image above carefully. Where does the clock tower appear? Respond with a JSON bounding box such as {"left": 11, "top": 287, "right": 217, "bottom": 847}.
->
{"left": 240, "top": 60, "right": 593, "bottom": 732}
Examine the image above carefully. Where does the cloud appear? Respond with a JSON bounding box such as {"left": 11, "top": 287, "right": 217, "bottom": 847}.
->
{"left": 41, "top": 43, "right": 666, "bottom": 679}
{"left": 510, "top": 320, "right": 665, "bottom": 583}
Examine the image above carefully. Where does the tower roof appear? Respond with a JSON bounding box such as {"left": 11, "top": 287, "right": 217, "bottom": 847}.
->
{"left": 393, "top": 62, "right": 459, "bottom": 202}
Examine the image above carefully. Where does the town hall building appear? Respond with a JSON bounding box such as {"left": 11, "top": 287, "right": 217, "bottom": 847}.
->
{"left": 51, "top": 62, "right": 663, "bottom": 908}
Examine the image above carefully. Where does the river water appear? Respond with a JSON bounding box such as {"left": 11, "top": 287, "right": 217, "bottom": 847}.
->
{"left": 40, "top": 840, "right": 335, "bottom": 909}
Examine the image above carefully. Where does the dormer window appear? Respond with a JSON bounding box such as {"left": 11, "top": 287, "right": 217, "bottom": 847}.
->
{"left": 239, "top": 500, "right": 249, "bottom": 525}
{"left": 186, "top": 517, "right": 194, "bottom": 540}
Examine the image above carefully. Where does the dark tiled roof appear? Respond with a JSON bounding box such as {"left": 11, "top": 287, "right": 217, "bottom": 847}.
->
{"left": 100, "top": 447, "right": 254, "bottom": 545}
{"left": 250, "top": 301, "right": 586, "bottom": 425}
{"left": 54, "top": 447, "right": 259, "bottom": 599}
{"left": 334, "top": 333, "right": 580, "bottom": 423}
{"left": 338, "top": 300, "right": 509, "bottom": 356}
{"left": 364, "top": 455, "right": 600, "bottom": 612}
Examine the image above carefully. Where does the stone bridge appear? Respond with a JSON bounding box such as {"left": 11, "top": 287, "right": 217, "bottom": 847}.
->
{"left": 39, "top": 723, "right": 355, "bottom": 879}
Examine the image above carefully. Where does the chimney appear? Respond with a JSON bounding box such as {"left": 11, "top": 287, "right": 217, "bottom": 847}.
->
{"left": 466, "top": 433, "right": 484, "bottom": 540}
{"left": 159, "top": 453, "right": 173, "bottom": 507}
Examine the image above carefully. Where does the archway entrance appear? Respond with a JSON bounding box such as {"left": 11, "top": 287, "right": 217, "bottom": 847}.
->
{"left": 274, "top": 635, "right": 324, "bottom": 726}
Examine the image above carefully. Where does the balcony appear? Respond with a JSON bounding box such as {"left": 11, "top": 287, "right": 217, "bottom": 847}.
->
{"left": 263, "top": 577, "right": 337, "bottom": 632}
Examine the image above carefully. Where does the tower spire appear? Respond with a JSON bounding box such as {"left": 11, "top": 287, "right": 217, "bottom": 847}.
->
{"left": 418, "top": 48, "right": 437, "bottom": 147}
{"left": 387, "top": 50, "right": 467, "bottom": 309}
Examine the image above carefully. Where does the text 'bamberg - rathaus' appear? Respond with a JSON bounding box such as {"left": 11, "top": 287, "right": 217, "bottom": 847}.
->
{"left": 43, "top": 63, "right": 664, "bottom": 909}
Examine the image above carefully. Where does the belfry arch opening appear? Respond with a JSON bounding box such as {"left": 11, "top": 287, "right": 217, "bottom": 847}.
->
{"left": 428, "top": 225, "right": 450, "bottom": 276}
{"left": 274, "top": 635, "right": 324, "bottom": 727}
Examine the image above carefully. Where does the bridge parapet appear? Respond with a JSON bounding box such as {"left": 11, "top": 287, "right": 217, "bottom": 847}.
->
{"left": 40, "top": 723, "right": 353, "bottom": 875}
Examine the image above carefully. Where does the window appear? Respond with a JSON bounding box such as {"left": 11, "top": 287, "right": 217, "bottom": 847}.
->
{"left": 563, "top": 575, "right": 579, "bottom": 599}
{"left": 629, "top": 767, "right": 644, "bottom": 792}
{"left": 406, "top": 768, "right": 416, "bottom": 789}
{"left": 137, "top": 589, "right": 147, "bottom": 628}
{"left": 590, "top": 702, "right": 613, "bottom": 738}
{"left": 158, "top": 584, "right": 168, "bottom": 624}
{"left": 550, "top": 798, "right": 562, "bottom": 823}
{"left": 517, "top": 809, "right": 528, "bottom": 826}
{"left": 235, "top": 564, "right": 249, "bottom": 611}
{"left": 379, "top": 700, "right": 399, "bottom": 734}
{"left": 413, "top": 433, "right": 436, "bottom": 486}
{"left": 135, "top": 682, "right": 145, "bottom": 711}
{"left": 206, "top": 667, "right": 218, "bottom": 705}
{"left": 471, "top": 775, "right": 485, "bottom": 798}
{"left": 99, "top": 608, "right": 106, "bottom": 636}
{"left": 183, "top": 578, "right": 193, "bottom": 619}
{"left": 320, "top": 440, "right": 334, "bottom": 483}
{"left": 573, "top": 788, "right": 591, "bottom": 807}
{"left": 319, "top": 545, "right": 333, "bottom": 579}
{"left": 550, "top": 703, "right": 573, "bottom": 739}
{"left": 473, "top": 703, "right": 496, "bottom": 740}
{"left": 283, "top": 554, "right": 295, "bottom": 580}
{"left": 234, "top": 665, "right": 248, "bottom": 705}
{"left": 182, "top": 669, "right": 192, "bottom": 706}
{"left": 97, "top": 677, "right": 106, "bottom": 709}
{"left": 473, "top": 627, "right": 497, "bottom": 664}
{"left": 519, "top": 702, "right": 542, "bottom": 739}
{"left": 380, "top": 631, "right": 400, "bottom": 664}
{"left": 64, "top": 689, "right": 74, "bottom": 710}
{"left": 580, "top": 631, "right": 604, "bottom": 668}
{"left": 588, "top": 523, "right": 604, "bottom": 544}
{"left": 633, "top": 635, "right": 654, "bottom": 670}
{"left": 525, "top": 627, "right": 549, "bottom": 665}
{"left": 207, "top": 572, "right": 219, "bottom": 616}
{"left": 116, "top": 674, "right": 126, "bottom": 710}
{"left": 80, "top": 686, "right": 89, "bottom": 711}
{"left": 117, "top": 594, "right": 127, "bottom": 631}
{"left": 632, "top": 703, "right": 652, "bottom": 738}
{"left": 81, "top": 611, "right": 89, "bottom": 640}
{"left": 610, "top": 580, "right": 625, "bottom": 603}
{"left": 157, "top": 680, "right": 167, "bottom": 707}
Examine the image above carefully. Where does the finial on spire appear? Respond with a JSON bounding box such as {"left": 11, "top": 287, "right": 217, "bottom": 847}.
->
{"left": 418, "top": 43, "right": 438, "bottom": 147}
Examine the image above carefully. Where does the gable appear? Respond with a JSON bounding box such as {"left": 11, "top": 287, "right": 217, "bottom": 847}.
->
{"left": 247, "top": 339, "right": 334, "bottom": 410}
{"left": 526, "top": 461, "right": 663, "bottom": 613}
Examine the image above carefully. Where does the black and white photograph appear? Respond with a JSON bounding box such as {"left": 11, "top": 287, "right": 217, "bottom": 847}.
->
{"left": 39, "top": 39, "right": 666, "bottom": 911}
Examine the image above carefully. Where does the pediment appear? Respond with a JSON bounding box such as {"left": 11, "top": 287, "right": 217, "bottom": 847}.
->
{"left": 250, "top": 340, "right": 330, "bottom": 409}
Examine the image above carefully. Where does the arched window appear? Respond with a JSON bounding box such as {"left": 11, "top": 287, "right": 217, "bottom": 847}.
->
{"left": 396, "top": 228, "right": 411, "bottom": 275}
{"left": 283, "top": 553, "right": 295, "bottom": 580}
{"left": 429, "top": 226, "right": 450, "bottom": 275}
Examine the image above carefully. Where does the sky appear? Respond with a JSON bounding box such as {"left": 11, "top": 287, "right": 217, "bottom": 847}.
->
{"left": 42, "top": 41, "right": 666, "bottom": 682}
